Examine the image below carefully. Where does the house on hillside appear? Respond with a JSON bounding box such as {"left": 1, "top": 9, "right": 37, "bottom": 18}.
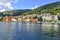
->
{"left": 42, "top": 13, "right": 52, "bottom": 22}
{"left": 42, "top": 13, "right": 59, "bottom": 22}
{"left": 52, "top": 15, "right": 58, "bottom": 21}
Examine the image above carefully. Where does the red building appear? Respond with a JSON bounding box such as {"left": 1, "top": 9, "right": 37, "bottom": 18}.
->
{"left": 3, "top": 17, "right": 11, "bottom": 22}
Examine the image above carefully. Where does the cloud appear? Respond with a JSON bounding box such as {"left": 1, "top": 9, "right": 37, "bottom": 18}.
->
{"left": 0, "top": 9, "right": 6, "bottom": 12}
{"left": 31, "top": 6, "right": 39, "bottom": 9}
{"left": 0, "top": 0, "right": 19, "bottom": 12}
{"left": 0, "top": 2, "right": 13, "bottom": 10}
{"left": 0, "top": 0, "right": 19, "bottom": 3}
{"left": 17, "top": 6, "right": 39, "bottom": 9}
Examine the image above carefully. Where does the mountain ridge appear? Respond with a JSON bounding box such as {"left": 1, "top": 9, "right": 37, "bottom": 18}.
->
{"left": 25, "top": 1, "right": 60, "bottom": 15}
{"left": 0, "top": 1, "right": 60, "bottom": 17}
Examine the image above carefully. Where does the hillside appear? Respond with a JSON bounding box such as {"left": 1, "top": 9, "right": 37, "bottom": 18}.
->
{"left": 12, "top": 9, "right": 31, "bottom": 16}
{"left": 0, "top": 1, "right": 60, "bottom": 17}
{"left": 0, "top": 9, "right": 31, "bottom": 17}
{"left": 26, "top": 1, "right": 60, "bottom": 15}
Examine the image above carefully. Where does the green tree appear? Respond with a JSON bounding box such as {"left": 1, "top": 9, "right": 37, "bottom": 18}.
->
{"left": 3, "top": 11, "right": 14, "bottom": 16}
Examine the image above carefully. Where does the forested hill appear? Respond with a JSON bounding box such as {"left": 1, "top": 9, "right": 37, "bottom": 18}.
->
{"left": 0, "top": 1, "right": 60, "bottom": 17}
{"left": 0, "top": 9, "right": 31, "bottom": 16}
{"left": 26, "top": 1, "right": 60, "bottom": 15}
{"left": 12, "top": 9, "right": 31, "bottom": 16}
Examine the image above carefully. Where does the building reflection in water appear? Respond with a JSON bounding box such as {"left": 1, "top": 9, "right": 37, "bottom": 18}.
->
{"left": 0, "top": 22, "right": 60, "bottom": 40}
{"left": 0, "top": 22, "right": 19, "bottom": 40}
{"left": 42, "top": 22, "right": 60, "bottom": 37}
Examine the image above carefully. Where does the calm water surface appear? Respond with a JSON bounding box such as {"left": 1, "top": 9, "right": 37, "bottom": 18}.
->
{"left": 0, "top": 22, "right": 60, "bottom": 40}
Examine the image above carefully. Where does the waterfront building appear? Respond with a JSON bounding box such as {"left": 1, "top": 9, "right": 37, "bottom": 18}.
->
{"left": 51, "top": 15, "right": 58, "bottom": 21}
{"left": 42, "top": 13, "right": 52, "bottom": 22}
{"left": 3, "top": 17, "right": 11, "bottom": 22}
{"left": 30, "top": 17, "right": 34, "bottom": 22}
{"left": 57, "top": 13, "right": 60, "bottom": 20}
{"left": 54, "top": 15, "right": 58, "bottom": 20}
{"left": 18, "top": 17, "right": 22, "bottom": 22}
{"left": 11, "top": 18, "right": 17, "bottom": 22}
{"left": 38, "top": 16, "right": 42, "bottom": 21}
{"left": 21, "top": 17, "right": 26, "bottom": 22}
{"left": 26, "top": 18, "right": 30, "bottom": 22}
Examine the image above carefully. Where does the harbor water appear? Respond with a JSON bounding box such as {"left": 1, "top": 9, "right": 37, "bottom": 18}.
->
{"left": 0, "top": 22, "right": 60, "bottom": 40}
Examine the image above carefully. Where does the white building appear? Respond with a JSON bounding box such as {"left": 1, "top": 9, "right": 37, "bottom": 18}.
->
{"left": 26, "top": 18, "right": 30, "bottom": 22}
{"left": 42, "top": 13, "right": 52, "bottom": 22}
{"left": 11, "top": 18, "right": 17, "bottom": 22}
{"left": 54, "top": 15, "right": 58, "bottom": 20}
{"left": 18, "top": 18, "right": 22, "bottom": 21}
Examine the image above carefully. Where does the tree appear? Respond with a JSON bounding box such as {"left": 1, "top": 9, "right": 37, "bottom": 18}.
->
{"left": 3, "top": 11, "right": 14, "bottom": 16}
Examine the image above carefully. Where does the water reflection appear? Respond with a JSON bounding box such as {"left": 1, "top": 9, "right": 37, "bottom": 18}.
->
{"left": 42, "top": 22, "right": 60, "bottom": 37}
{"left": 0, "top": 22, "right": 60, "bottom": 40}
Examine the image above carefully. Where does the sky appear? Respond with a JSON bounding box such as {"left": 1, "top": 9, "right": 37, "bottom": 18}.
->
{"left": 0, "top": 0, "right": 60, "bottom": 12}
